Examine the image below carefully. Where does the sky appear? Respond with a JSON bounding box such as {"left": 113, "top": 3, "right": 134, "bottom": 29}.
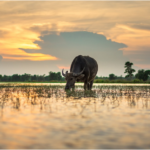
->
{"left": 0, "top": 1, "right": 150, "bottom": 76}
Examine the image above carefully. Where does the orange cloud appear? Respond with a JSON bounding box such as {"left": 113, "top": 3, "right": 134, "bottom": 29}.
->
{"left": 0, "top": 26, "right": 58, "bottom": 61}
{"left": 1, "top": 1, "right": 150, "bottom": 64}
{"left": 134, "top": 64, "right": 150, "bottom": 69}
{"left": 57, "top": 66, "right": 70, "bottom": 70}
{"left": 3, "top": 54, "right": 57, "bottom": 61}
{"left": 105, "top": 24, "right": 150, "bottom": 51}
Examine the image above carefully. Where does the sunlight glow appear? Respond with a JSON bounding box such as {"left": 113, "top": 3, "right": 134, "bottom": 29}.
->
{"left": 57, "top": 66, "right": 70, "bottom": 70}
{"left": 0, "top": 1, "right": 150, "bottom": 67}
{"left": 19, "top": 44, "right": 40, "bottom": 49}
{"left": 105, "top": 24, "right": 150, "bottom": 51}
{"left": 0, "top": 25, "right": 57, "bottom": 61}
{"left": 134, "top": 64, "right": 150, "bottom": 69}
{"left": 3, "top": 53, "right": 58, "bottom": 61}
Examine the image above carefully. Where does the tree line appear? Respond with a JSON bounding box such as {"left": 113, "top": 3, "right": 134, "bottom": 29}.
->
{"left": 0, "top": 72, "right": 65, "bottom": 82}
{"left": 96, "top": 61, "right": 150, "bottom": 82}
{"left": 0, "top": 61, "right": 150, "bottom": 82}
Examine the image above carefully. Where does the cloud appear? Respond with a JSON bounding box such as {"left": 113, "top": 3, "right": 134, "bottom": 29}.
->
{"left": 2, "top": 53, "right": 58, "bottom": 61}
{"left": 131, "top": 24, "right": 150, "bottom": 31}
{"left": 103, "top": 24, "right": 150, "bottom": 70}
{"left": 0, "top": 31, "right": 128, "bottom": 76}
{"left": 23, "top": 31, "right": 128, "bottom": 76}
{"left": 105, "top": 24, "right": 150, "bottom": 51}
{"left": 135, "top": 64, "right": 150, "bottom": 69}
{"left": 57, "top": 66, "right": 70, "bottom": 70}
{"left": 0, "top": 26, "right": 58, "bottom": 61}
{"left": 0, "top": 1, "right": 150, "bottom": 73}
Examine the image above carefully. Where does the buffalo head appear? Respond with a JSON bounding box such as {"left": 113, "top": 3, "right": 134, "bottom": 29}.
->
{"left": 62, "top": 68, "right": 85, "bottom": 90}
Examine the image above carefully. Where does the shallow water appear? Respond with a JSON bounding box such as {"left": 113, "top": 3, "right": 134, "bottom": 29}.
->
{"left": 0, "top": 84, "right": 150, "bottom": 149}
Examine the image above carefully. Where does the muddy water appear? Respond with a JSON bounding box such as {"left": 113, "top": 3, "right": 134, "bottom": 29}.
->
{"left": 0, "top": 84, "right": 150, "bottom": 149}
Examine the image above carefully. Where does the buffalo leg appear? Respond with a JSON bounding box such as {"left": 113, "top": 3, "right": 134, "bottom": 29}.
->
{"left": 84, "top": 81, "right": 88, "bottom": 90}
{"left": 84, "top": 81, "right": 93, "bottom": 90}
{"left": 89, "top": 80, "right": 94, "bottom": 90}
{"left": 88, "top": 82, "right": 91, "bottom": 90}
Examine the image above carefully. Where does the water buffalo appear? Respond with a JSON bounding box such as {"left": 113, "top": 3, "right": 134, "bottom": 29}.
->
{"left": 62, "top": 55, "right": 98, "bottom": 90}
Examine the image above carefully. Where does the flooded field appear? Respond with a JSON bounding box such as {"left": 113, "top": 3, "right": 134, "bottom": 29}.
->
{"left": 0, "top": 83, "right": 150, "bottom": 149}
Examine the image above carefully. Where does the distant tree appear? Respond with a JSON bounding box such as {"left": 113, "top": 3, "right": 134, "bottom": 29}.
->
{"left": 56, "top": 72, "right": 62, "bottom": 80}
{"left": 37, "top": 74, "right": 45, "bottom": 81}
{"left": 12, "top": 74, "right": 20, "bottom": 81}
{"left": 95, "top": 76, "right": 99, "bottom": 79}
{"left": 44, "top": 75, "right": 50, "bottom": 81}
{"left": 117, "top": 75, "right": 123, "bottom": 79}
{"left": 0, "top": 75, "right": 2, "bottom": 81}
{"left": 49, "top": 71, "right": 62, "bottom": 81}
{"left": 124, "top": 61, "right": 135, "bottom": 80}
{"left": 49, "top": 71, "right": 56, "bottom": 80}
{"left": 145, "top": 70, "right": 150, "bottom": 81}
{"left": 31, "top": 75, "right": 37, "bottom": 81}
{"left": 135, "top": 69, "right": 150, "bottom": 81}
{"left": 109, "top": 74, "right": 116, "bottom": 80}
{"left": 20, "top": 73, "right": 31, "bottom": 81}
{"left": 0, "top": 71, "right": 65, "bottom": 82}
{"left": 2, "top": 75, "right": 10, "bottom": 81}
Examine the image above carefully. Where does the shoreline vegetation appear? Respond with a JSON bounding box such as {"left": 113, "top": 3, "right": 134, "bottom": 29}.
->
{"left": 94, "top": 79, "right": 150, "bottom": 84}
{"left": 0, "top": 61, "right": 150, "bottom": 84}
{"left": 0, "top": 83, "right": 150, "bottom": 149}
{"left": 0, "top": 78, "right": 150, "bottom": 84}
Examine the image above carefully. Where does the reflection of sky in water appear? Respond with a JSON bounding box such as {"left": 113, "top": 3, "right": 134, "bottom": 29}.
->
{"left": 0, "top": 84, "right": 150, "bottom": 149}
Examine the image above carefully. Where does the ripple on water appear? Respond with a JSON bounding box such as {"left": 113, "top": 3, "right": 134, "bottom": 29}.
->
{"left": 0, "top": 84, "right": 150, "bottom": 148}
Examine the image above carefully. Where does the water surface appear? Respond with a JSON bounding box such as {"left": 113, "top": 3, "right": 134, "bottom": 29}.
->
{"left": 0, "top": 84, "right": 150, "bottom": 149}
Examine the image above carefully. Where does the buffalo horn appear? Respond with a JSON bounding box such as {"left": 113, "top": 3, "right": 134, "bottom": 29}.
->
{"left": 73, "top": 67, "right": 85, "bottom": 76}
{"left": 62, "top": 69, "right": 66, "bottom": 77}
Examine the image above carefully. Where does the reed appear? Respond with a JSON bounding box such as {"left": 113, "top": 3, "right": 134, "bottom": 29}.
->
{"left": 0, "top": 84, "right": 150, "bottom": 117}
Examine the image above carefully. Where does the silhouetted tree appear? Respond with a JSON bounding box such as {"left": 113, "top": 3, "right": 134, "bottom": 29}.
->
{"left": 49, "top": 71, "right": 62, "bottom": 81}
{"left": 0, "top": 75, "right": 2, "bottom": 81}
{"left": 0, "top": 71, "right": 69, "bottom": 82}
{"left": 56, "top": 72, "right": 62, "bottom": 80}
{"left": 2, "top": 75, "right": 10, "bottom": 81}
{"left": 12, "top": 74, "right": 20, "bottom": 81}
{"left": 145, "top": 70, "right": 150, "bottom": 80}
{"left": 37, "top": 74, "right": 45, "bottom": 81}
{"left": 135, "top": 69, "right": 150, "bottom": 81}
{"left": 45, "top": 75, "right": 50, "bottom": 81}
{"left": 20, "top": 73, "right": 31, "bottom": 81}
{"left": 124, "top": 61, "right": 135, "bottom": 80}
{"left": 109, "top": 74, "right": 116, "bottom": 80}
{"left": 31, "top": 75, "right": 37, "bottom": 81}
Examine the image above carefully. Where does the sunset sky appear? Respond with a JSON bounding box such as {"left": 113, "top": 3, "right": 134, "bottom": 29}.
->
{"left": 0, "top": 1, "right": 150, "bottom": 76}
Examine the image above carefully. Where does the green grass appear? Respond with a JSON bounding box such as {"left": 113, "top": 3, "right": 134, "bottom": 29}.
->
{"left": 0, "top": 81, "right": 66, "bottom": 83}
{"left": 94, "top": 79, "right": 150, "bottom": 84}
{"left": 0, "top": 78, "right": 150, "bottom": 84}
